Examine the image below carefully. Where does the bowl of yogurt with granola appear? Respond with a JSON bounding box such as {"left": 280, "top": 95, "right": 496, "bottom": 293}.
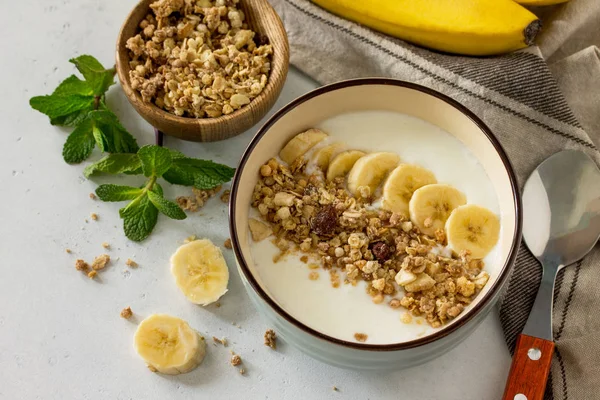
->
{"left": 229, "top": 79, "right": 521, "bottom": 370}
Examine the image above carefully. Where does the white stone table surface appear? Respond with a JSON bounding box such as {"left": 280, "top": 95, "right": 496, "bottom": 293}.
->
{"left": 0, "top": 0, "right": 511, "bottom": 398}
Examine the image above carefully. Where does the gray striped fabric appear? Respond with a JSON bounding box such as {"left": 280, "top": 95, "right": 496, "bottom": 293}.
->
{"left": 269, "top": 0, "right": 600, "bottom": 398}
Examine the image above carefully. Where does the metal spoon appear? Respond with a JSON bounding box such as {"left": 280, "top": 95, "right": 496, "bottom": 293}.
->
{"left": 502, "top": 150, "right": 600, "bottom": 400}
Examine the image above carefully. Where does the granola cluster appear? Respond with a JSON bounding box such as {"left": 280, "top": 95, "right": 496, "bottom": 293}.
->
{"left": 250, "top": 158, "right": 490, "bottom": 328}
{"left": 126, "top": 0, "right": 273, "bottom": 118}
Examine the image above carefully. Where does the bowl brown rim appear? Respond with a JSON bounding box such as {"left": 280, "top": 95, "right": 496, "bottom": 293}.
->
{"left": 115, "top": 0, "right": 289, "bottom": 128}
{"left": 229, "top": 78, "right": 523, "bottom": 351}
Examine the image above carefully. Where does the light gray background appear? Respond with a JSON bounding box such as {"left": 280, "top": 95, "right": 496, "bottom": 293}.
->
{"left": 0, "top": 0, "right": 511, "bottom": 398}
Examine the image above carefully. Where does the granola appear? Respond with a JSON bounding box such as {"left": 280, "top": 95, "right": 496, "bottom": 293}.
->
{"left": 263, "top": 329, "right": 276, "bottom": 349}
{"left": 250, "top": 156, "right": 491, "bottom": 328}
{"left": 125, "top": 0, "right": 273, "bottom": 118}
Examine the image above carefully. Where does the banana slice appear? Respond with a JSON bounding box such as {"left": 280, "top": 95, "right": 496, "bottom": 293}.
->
{"left": 134, "top": 314, "right": 206, "bottom": 375}
{"left": 279, "top": 128, "right": 328, "bottom": 165}
{"left": 409, "top": 184, "right": 466, "bottom": 236}
{"left": 326, "top": 150, "right": 366, "bottom": 181}
{"left": 446, "top": 204, "right": 500, "bottom": 258}
{"left": 171, "top": 239, "right": 229, "bottom": 305}
{"left": 310, "top": 143, "right": 344, "bottom": 172}
{"left": 382, "top": 164, "right": 437, "bottom": 216}
{"left": 347, "top": 152, "right": 400, "bottom": 195}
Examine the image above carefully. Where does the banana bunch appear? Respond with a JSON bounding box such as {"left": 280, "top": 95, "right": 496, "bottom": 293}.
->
{"left": 278, "top": 129, "right": 501, "bottom": 258}
{"left": 310, "top": 0, "right": 567, "bottom": 56}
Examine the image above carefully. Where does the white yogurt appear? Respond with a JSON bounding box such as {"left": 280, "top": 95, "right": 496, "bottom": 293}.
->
{"left": 248, "top": 110, "right": 501, "bottom": 344}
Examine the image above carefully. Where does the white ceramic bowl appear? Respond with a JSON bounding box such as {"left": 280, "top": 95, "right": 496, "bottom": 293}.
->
{"left": 229, "top": 79, "right": 522, "bottom": 370}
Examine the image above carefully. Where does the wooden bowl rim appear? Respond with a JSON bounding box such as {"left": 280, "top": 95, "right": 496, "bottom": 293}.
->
{"left": 115, "top": 0, "right": 289, "bottom": 129}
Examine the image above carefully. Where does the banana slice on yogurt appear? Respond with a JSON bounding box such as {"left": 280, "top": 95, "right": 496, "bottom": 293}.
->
{"left": 134, "top": 314, "right": 206, "bottom": 375}
{"left": 310, "top": 143, "right": 344, "bottom": 172}
{"left": 347, "top": 152, "right": 400, "bottom": 196}
{"left": 326, "top": 150, "right": 366, "bottom": 181}
{"left": 409, "top": 183, "right": 466, "bottom": 236}
{"left": 279, "top": 129, "right": 328, "bottom": 165}
{"left": 446, "top": 204, "right": 500, "bottom": 258}
{"left": 170, "top": 239, "right": 229, "bottom": 305}
{"left": 382, "top": 164, "right": 437, "bottom": 216}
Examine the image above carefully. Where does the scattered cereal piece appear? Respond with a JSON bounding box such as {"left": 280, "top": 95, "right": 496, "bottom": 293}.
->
{"left": 401, "top": 313, "right": 413, "bottom": 324}
{"left": 91, "top": 213, "right": 98, "bottom": 221}
{"left": 213, "top": 337, "right": 228, "bottom": 346}
{"left": 220, "top": 190, "right": 231, "bottom": 204}
{"left": 224, "top": 238, "right": 232, "bottom": 249}
{"left": 333, "top": 386, "right": 339, "bottom": 392}
{"left": 65, "top": 248, "right": 72, "bottom": 254}
{"left": 264, "top": 329, "right": 277, "bottom": 349}
{"left": 89, "top": 193, "right": 96, "bottom": 200}
{"left": 230, "top": 354, "right": 242, "bottom": 366}
{"left": 120, "top": 307, "right": 133, "bottom": 319}
{"left": 309, "top": 271, "right": 319, "bottom": 280}
{"left": 184, "top": 235, "right": 197, "bottom": 244}
{"left": 249, "top": 218, "right": 272, "bottom": 242}
{"left": 239, "top": 368, "right": 246, "bottom": 375}
{"left": 102, "top": 242, "right": 110, "bottom": 249}
{"left": 91, "top": 254, "right": 110, "bottom": 270}
{"left": 75, "top": 259, "right": 89, "bottom": 271}
{"left": 126, "top": 258, "right": 138, "bottom": 268}
{"left": 354, "top": 333, "right": 368, "bottom": 342}
{"left": 87, "top": 270, "right": 97, "bottom": 279}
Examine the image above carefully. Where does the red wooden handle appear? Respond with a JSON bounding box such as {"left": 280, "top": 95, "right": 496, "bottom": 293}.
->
{"left": 502, "top": 334, "right": 555, "bottom": 400}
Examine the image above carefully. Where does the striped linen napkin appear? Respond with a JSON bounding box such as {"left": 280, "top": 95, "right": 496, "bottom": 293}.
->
{"left": 268, "top": 0, "right": 600, "bottom": 398}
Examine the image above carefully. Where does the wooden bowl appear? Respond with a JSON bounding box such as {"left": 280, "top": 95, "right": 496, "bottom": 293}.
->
{"left": 116, "top": 0, "right": 289, "bottom": 142}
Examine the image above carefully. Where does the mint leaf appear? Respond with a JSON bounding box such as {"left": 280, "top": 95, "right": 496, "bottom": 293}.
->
{"left": 163, "top": 157, "right": 235, "bottom": 189}
{"left": 119, "top": 193, "right": 158, "bottom": 242}
{"left": 50, "top": 108, "right": 93, "bottom": 127}
{"left": 53, "top": 75, "right": 93, "bottom": 96}
{"left": 96, "top": 184, "right": 143, "bottom": 201}
{"left": 69, "top": 55, "right": 115, "bottom": 95}
{"left": 88, "top": 110, "right": 139, "bottom": 154}
{"left": 138, "top": 145, "right": 172, "bottom": 177}
{"left": 84, "top": 153, "right": 142, "bottom": 177}
{"left": 30, "top": 94, "right": 95, "bottom": 120}
{"left": 62, "top": 116, "right": 95, "bottom": 163}
{"left": 147, "top": 190, "right": 187, "bottom": 220}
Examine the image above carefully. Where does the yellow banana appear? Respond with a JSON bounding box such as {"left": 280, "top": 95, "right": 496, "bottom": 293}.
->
{"left": 515, "top": 0, "right": 569, "bottom": 5}
{"left": 311, "top": 0, "right": 541, "bottom": 56}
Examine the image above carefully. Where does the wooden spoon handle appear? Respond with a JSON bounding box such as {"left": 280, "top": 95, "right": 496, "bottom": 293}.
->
{"left": 502, "top": 334, "right": 555, "bottom": 400}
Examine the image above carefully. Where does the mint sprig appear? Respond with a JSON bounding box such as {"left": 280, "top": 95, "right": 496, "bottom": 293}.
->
{"left": 30, "top": 55, "right": 139, "bottom": 163}
{"left": 92, "top": 145, "right": 235, "bottom": 241}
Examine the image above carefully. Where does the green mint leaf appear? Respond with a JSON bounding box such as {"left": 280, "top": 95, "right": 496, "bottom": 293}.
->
{"left": 138, "top": 145, "right": 173, "bottom": 177}
{"left": 167, "top": 148, "right": 186, "bottom": 160}
{"left": 62, "top": 116, "right": 95, "bottom": 163}
{"left": 30, "top": 94, "right": 95, "bottom": 119}
{"left": 147, "top": 190, "right": 187, "bottom": 220}
{"left": 96, "top": 184, "right": 143, "bottom": 202}
{"left": 88, "top": 110, "right": 139, "bottom": 154}
{"left": 151, "top": 182, "right": 164, "bottom": 196}
{"left": 119, "top": 192, "right": 158, "bottom": 242}
{"left": 53, "top": 75, "right": 93, "bottom": 96}
{"left": 84, "top": 153, "right": 142, "bottom": 177}
{"left": 50, "top": 107, "right": 93, "bottom": 127}
{"left": 69, "top": 55, "right": 115, "bottom": 95}
{"left": 163, "top": 157, "right": 235, "bottom": 189}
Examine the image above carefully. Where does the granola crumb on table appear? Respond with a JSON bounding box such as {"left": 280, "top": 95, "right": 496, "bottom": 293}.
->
{"left": 102, "top": 242, "right": 110, "bottom": 249}
{"left": 91, "top": 254, "right": 110, "bottom": 270}
{"left": 224, "top": 238, "right": 232, "bottom": 249}
{"left": 249, "top": 156, "right": 491, "bottom": 328}
{"left": 65, "top": 248, "right": 72, "bottom": 254}
{"left": 220, "top": 190, "right": 231, "bottom": 204}
{"left": 75, "top": 259, "right": 89, "bottom": 271}
{"left": 89, "top": 193, "right": 96, "bottom": 200}
{"left": 126, "top": 258, "right": 138, "bottom": 268}
{"left": 213, "top": 336, "right": 228, "bottom": 346}
{"left": 125, "top": 0, "right": 273, "bottom": 118}
{"left": 87, "top": 270, "right": 97, "bottom": 279}
{"left": 230, "top": 354, "right": 242, "bottom": 366}
{"left": 264, "top": 329, "right": 276, "bottom": 349}
{"left": 90, "top": 213, "right": 98, "bottom": 221}
{"left": 120, "top": 307, "right": 133, "bottom": 319}
{"left": 177, "top": 186, "right": 222, "bottom": 212}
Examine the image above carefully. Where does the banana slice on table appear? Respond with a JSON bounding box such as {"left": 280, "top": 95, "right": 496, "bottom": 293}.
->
{"left": 134, "top": 314, "right": 206, "bottom": 375}
{"left": 279, "top": 128, "right": 328, "bottom": 165}
{"left": 171, "top": 239, "right": 229, "bottom": 305}
{"left": 409, "top": 184, "right": 466, "bottom": 236}
{"left": 310, "top": 143, "right": 344, "bottom": 172}
{"left": 382, "top": 164, "right": 437, "bottom": 216}
{"left": 446, "top": 204, "right": 500, "bottom": 259}
{"left": 347, "top": 152, "right": 400, "bottom": 196}
{"left": 326, "top": 150, "right": 366, "bottom": 181}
